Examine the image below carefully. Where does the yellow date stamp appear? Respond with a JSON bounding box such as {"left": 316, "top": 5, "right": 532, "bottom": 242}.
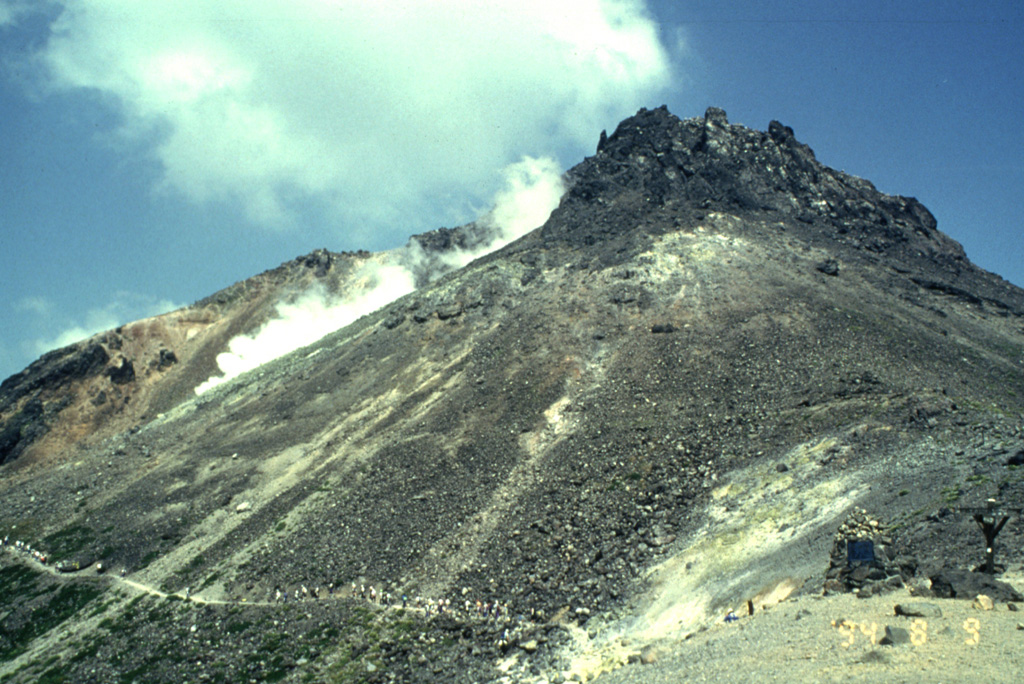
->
{"left": 831, "top": 618, "right": 982, "bottom": 648}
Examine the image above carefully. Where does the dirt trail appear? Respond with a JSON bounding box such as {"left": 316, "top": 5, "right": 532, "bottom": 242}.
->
{"left": 1, "top": 545, "right": 275, "bottom": 606}
{"left": 1, "top": 545, "right": 474, "bottom": 613}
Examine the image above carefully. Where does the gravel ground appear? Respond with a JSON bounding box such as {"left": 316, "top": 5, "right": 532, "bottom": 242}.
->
{"left": 598, "top": 574, "right": 1024, "bottom": 684}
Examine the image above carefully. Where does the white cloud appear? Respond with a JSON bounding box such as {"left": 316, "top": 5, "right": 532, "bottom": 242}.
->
{"left": 37, "top": 0, "right": 671, "bottom": 233}
{"left": 24, "top": 293, "right": 181, "bottom": 357}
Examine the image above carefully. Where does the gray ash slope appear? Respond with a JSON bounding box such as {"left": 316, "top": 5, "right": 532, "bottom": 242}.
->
{"left": 2, "top": 107, "right": 1024, "bottom": 684}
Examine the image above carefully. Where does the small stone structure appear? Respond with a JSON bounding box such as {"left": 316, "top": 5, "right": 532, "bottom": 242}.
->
{"left": 823, "top": 508, "right": 906, "bottom": 596}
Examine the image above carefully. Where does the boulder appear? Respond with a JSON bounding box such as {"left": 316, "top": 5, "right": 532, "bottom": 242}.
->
{"left": 972, "top": 594, "right": 994, "bottom": 611}
{"left": 816, "top": 258, "right": 840, "bottom": 276}
{"left": 106, "top": 357, "right": 135, "bottom": 385}
{"left": 157, "top": 349, "right": 178, "bottom": 370}
{"left": 894, "top": 602, "right": 942, "bottom": 618}
{"left": 928, "top": 569, "right": 1024, "bottom": 602}
{"left": 878, "top": 626, "right": 910, "bottom": 646}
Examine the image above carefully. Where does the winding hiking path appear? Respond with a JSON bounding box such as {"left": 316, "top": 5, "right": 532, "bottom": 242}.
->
{"left": 1, "top": 545, "right": 277, "bottom": 606}
{"left": 1, "top": 544, "right": 503, "bottom": 616}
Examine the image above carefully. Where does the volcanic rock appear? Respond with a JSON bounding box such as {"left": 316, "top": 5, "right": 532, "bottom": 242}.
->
{"left": 929, "top": 569, "right": 1024, "bottom": 603}
{"left": 1, "top": 106, "right": 1023, "bottom": 684}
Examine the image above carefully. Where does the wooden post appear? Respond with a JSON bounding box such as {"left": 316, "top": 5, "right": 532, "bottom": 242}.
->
{"left": 973, "top": 500, "right": 1010, "bottom": 574}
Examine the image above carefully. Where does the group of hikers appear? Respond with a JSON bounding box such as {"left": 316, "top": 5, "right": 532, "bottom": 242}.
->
{"left": 4, "top": 535, "right": 520, "bottom": 644}
{"left": 273, "top": 581, "right": 517, "bottom": 624}
{"left": 1, "top": 535, "right": 48, "bottom": 564}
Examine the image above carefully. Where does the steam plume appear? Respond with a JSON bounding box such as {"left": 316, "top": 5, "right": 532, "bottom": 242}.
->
{"left": 195, "top": 156, "right": 564, "bottom": 394}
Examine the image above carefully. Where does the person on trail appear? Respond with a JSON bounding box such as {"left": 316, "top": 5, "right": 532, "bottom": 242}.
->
{"left": 120, "top": 568, "right": 126, "bottom": 578}
{"left": 184, "top": 587, "right": 191, "bottom": 600}
{"left": 327, "top": 583, "right": 334, "bottom": 596}
{"left": 402, "top": 594, "right": 408, "bottom": 609}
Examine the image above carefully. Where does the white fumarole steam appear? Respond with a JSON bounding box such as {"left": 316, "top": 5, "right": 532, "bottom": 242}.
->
{"left": 195, "top": 156, "right": 564, "bottom": 394}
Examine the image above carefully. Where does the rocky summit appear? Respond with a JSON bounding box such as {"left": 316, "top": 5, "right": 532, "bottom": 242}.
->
{"left": 2, "top": 107, "right": 1023, "bottom": 683}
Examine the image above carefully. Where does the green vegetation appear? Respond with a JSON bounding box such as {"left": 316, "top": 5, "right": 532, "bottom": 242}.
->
{"left": 40, "top": 524, "right": 96, "bottom": 561}
{"left": 225, "top": 619, "right": 252, "bottom": 634}
{"left": 0, "top": 582, "right": 101, "bottom": 661}
{"left": 941, "top": 485, "right": 962, "bottom": 504}
{"left": 0, "top": 564, "right": 39, "bottom": 603}
{"left": 326, "top": 609, "right": 427, "bottom": 684}
{"left": 68, "top": 637, "right": 102, "bottom": 663}
{"left": 138, "top": 550, "right": 160, "bottom": 569}
{"left": 37, "top": 664, "right": 69, "bottom": 684}
{"left": 199, "top": 570, "right": 221, "bottom": 590}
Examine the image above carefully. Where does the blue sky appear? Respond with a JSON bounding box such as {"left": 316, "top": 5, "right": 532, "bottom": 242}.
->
{"left": 1, "top": 1, "right": 1021, "bottom": 382}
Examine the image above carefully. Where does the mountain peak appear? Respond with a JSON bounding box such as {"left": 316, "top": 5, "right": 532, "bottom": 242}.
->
{"left": 547, "top": 105, "right": 969, "bottom": 270}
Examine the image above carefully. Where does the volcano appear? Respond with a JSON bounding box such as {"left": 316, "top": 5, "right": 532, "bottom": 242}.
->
{"left": 2, "top": 107, "right": 1023, "bottom": 683}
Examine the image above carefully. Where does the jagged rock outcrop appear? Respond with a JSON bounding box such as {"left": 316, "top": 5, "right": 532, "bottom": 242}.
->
{"left": 549, "top": 106, "right": 1020, "bottom": 312}
{"left": 0, "top": 343, "right": 109, "bottom": 465}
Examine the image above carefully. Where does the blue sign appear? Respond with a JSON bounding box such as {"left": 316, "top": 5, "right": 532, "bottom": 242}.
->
{"left": 847, "top": 539, "right": 875, "bottom": 565}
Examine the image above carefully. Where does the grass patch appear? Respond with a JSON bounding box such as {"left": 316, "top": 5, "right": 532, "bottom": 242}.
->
{"left": 0, "top": 582, "right": 102, "bottom": 661}
{"left": 40, "top": 524, "right": 95, "bottom": 561}
{"left": 0, "top": 565, "right": 39, "bottom": 603}
{"left": 36, "top": 664, "right": 68, "bottom": 684}
{"left": 199, "top": 570, "right": 221, "bottom": 590}
{"left": 138, "top": 550, "right": 160, "bottom": 569}
{"left": 225, "top": 619, "right": 252, "bottom": 634}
